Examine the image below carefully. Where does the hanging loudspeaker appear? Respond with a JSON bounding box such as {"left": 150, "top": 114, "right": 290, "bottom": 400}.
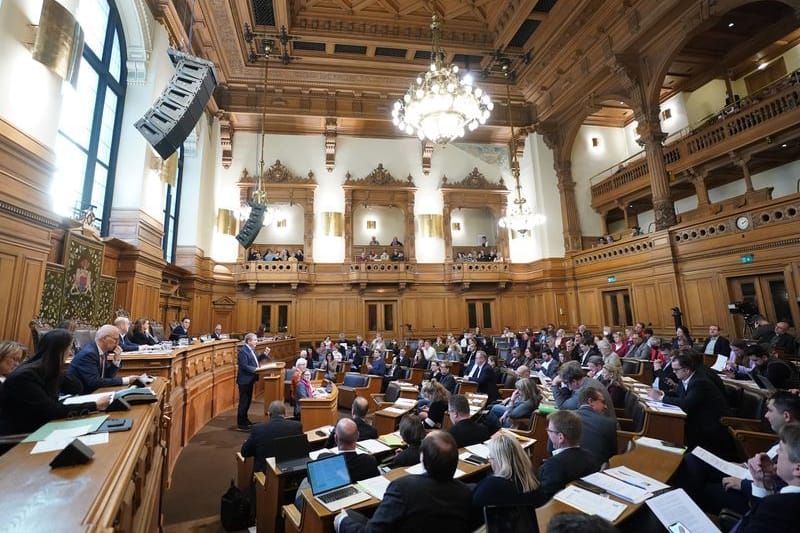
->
{"left": 236, "top": 202, "right": 266, "bottom": 249}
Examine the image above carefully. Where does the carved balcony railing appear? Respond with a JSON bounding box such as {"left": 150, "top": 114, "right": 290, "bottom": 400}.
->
{"left": 448, "top": 261, "right": 511, "bottom": 288}
{"left": 591, "top": 78, "right": 800, "bottom": 210}
{"left": 233, "top": 261, "right": 312, "bottom": 289}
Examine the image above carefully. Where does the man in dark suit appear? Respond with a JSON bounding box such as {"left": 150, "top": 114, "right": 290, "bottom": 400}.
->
{"left": 169, "top": 316, "right": 191, "bottom": 342}
{"left": 447, "top": 394, "right": 488, "bottom": 447}
{"left": 576, "top": 387, "right": 618, "bottom": 466}
{"left": 733, "top": 422, "right": 800, "bottom": 532}
{"left": 210, "top": 324, "right": 223, "bottom": 340}
{"left": 335, "top": 430, "right": 476, "bottom": 533}
{"left": 114, "top": 317, "right": 140, "bottom": 352}
{"left": 539, "top": 409, "right": 601, "bottom": 500}
{"left": 437, "top": 361, "right": 457, "bottom": 395}
{"left": 702, "top": 324, "right": 731, "bottom": 357}
{"left": 68, "top": 324, "right": 140, "bottom": 392}
{"left": 241, "top": 400, "right": 302, "bottom": 473}
{"left": 770, "top": 321, "right": 798, "bottom": 356}
{"left": 462, "top": 350, "right": 498, "bottom": 402}
{"left": 324, "top": 396, "right": 377, "bottom": 448}
{"left": 647, "top": 351, "right": 733, "bottom": 458}
{"left": 236, "top": 333, "right": 270, "bottom": 430}
{"left": 366, "top": 350, "right": 386, "bottom": 377}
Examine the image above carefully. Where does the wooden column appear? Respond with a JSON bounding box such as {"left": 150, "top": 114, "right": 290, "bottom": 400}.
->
{"left": 637, "top": 111, "right": 677, "bottom": 230}
{"left": 405, "top": 195, "right": 416, "bottom": 263}
{"left": 554, "top": 160, "right": 583, "bottom": 252}
{"left": 690, "top": 169, "right": 711, "bottom": 207}
{"left": 344, "top": 188, "right": 353, "bottom": 262}
{"left": 442, "top": 197, "right": 453, "bottom": 262}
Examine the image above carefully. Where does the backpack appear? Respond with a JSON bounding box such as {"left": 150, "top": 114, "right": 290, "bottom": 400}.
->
{"left": 220, "top": 479, "right": 252, "bottom": 531}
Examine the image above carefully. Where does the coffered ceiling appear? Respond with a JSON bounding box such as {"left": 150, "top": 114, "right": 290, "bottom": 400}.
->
{"left": 151, "top": 0, "right": 800, "bottom": 139}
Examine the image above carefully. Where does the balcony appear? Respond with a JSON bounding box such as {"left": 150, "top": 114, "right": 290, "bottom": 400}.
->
{"left": 591, "top": 76, "right": 800, "bottom": 211}
{"left": 233, "top": 261, "right": 311, "bottom": 290}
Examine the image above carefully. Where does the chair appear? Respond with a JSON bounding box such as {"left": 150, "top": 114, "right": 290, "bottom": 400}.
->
{"left": 736, "top": 388, "right": 767, "bottom": 420}
{"left": 727, "top": 426, "right": 777, "bottom": 462}
{"left": 483, "top": 504, "right": 537, "bottom": 533}
{"left": 621, "top": 358, "right": 641, "bottom": 376}
{"left": 282, "top": 504, "right": 301, "bottom": 533}
{"left": 509, "top": 410, "right": 535, "bottom": 432}
{"left": 408, "top": 367, "right": 426, "bottom": 385}
{"left": 371, "top": 381, "right": 402, "bottom": 409}
{"left": 29, "top": 318, "right": 52, "bottom": 351}
{"left": 284, "top": 368, "right": 297, "bottom": 404}
{"left": 616, "top": 400, "right": 648, "bottom": 453}
{"left": 150, "top": 321, "right": 165, "bottom": 342}
{"left": 723, "top": 381, "right": 743, "bottom": 415}
{"left": 337, "top": 372, "right": 381, "bottom": 412}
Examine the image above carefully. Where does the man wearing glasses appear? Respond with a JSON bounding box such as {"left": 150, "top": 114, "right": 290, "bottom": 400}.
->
{"left": 647, "top": 351, "right": 733, "bottom": 458}
{"left": 68, "top": 324, "right": 143, "bottom": 392}
{"left": 539, "top": 410, "right": 600, "bottom": 499}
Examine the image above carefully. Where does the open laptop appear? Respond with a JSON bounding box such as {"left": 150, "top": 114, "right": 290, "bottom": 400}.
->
{"left": 306, "top": 454, "right": 371, "bottom": 512}
{"left": 274, "top": 434, "right": 311, "bottom": 472}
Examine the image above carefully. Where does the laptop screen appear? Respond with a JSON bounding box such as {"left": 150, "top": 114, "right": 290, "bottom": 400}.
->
{"left": 274, "top": 434, "right": 310, "bottom": 463}
{"left": 307, "top": 454, "right": 351, "bottom": 495}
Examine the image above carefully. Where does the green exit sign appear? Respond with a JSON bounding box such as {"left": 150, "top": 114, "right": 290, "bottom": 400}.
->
{"left": 607, "top": 275, "right": 616, "bottom": 283}
{"left": 740, "top": 254, "right": 754, "bottom": 264}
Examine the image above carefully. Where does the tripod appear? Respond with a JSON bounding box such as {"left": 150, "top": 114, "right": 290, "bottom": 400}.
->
{"left": 741, "top": 315, "right": 755, "bottom": 339}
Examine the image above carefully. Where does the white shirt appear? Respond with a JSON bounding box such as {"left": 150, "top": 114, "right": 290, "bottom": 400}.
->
{"left": 468, "top": 364, "right": 482, "bottom": 379}
{"left": 705, "top": 337, "right": 718, "bottom": 355}
{"left": 422, "top": 345, "right": 436, "bottom": 361}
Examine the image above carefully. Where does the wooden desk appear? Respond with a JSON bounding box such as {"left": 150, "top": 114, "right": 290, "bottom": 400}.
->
{"left": 297, "top": 449, "right": 492, "bottom": 533}
{"left": 0, "top": 379, "right": 169, "bottom": 532}
{"left": 256, "top": 457, "right": 308, "bottom": 533}
{"left": 535, "top": 443, "right": 684, "bottom": 532}
{"left": 257, "top": 361, "right": 286, "bottom": 415}
{"left": 298, "top": 384, "right": 339, "bottom": 432}
{"left": 373, "top": 404, "right": 414, "bottom": 435}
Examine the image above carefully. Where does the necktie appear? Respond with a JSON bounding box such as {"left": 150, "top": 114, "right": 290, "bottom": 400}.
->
{"left": 100, "top": 350, "right": 105, "bottom": 378}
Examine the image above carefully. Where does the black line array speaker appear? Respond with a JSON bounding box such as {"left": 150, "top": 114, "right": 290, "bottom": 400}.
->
{"left": 135, "top": 49, "right": 218, "bottom": 159}
{"left": 236, "top": 202, "right": 267, "bottom": 249}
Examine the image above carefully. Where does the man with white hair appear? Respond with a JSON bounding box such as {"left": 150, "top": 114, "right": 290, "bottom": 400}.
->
{"left": 114, "top": 316, "right": 140, "bottom": 352}
{"left": 291, "top": 356, "right": 308, "bottom": 403}
{"left": 68, "top": 324, "right": 142, "bottom": 392}
{"left": 236, "top": 333, "right": 271, "bottom": 431}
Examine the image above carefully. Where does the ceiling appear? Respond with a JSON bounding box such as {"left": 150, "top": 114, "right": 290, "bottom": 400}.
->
{"left": 162, "top": 0, "right": 800, "bottom": 139}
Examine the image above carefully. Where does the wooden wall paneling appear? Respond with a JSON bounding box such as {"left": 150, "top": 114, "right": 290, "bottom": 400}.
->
{"left": 0, "top": 235, "right": 49, "bottom": 345}
{"left": 631, "top": 283, "right": 659, "bottom": 330}
{"left": 682, "top": 276, "right": 727, "bottom": 332}
{"left": 657, "top": 280, "right": 680, "bottom": 328}
{"left": 576, "top": 288, "right": 600, "bottom": 330}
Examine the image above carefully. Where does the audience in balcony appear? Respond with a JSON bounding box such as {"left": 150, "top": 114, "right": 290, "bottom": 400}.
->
{"left": 390, "top": 236, "right": 402, "bottom": 246}
{"left": 369, "top": 236, "right": 379, "bottom": 245}
{"left": 246, "top": 248, "right": 304, "bottom": 262}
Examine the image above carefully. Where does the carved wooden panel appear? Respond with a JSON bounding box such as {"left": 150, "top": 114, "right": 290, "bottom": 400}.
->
{"left": 682, "top": 277, "right": 721, "bottom": 328}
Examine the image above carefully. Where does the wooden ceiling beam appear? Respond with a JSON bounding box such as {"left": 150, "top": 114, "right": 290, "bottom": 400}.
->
{"left": 273, "top": 0, "right": 291, "bottom": 29}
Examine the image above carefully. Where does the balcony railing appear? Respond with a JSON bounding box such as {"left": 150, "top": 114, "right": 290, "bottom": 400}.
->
{"left": 591, "top": 76, "right": 800, "bottom": 209}
{"left": 233, "top": 261, "right": 311, "bottom": 288}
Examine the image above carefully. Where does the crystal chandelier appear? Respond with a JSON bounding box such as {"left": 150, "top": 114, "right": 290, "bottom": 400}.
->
{"left": 391, "top": 14, "right": 493, "bottom": 144}
{"left": 498, "top": 85, "right": 544, "bottom": 235}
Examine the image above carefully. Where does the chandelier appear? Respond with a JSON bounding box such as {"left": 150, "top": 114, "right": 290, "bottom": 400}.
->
{"left": 498, "top": 85, "right": 544, "bottom": 235}
{"left": 391, "top": 14, "right": 493, "bottom": 144}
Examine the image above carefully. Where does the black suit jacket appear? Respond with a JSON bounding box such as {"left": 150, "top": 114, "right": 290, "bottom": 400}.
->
{"left": 323, "top": 416, "right": 378, "bottom": 449}
{"left": 339, "top": 473, "right": 475, "bottom": 533}
{"left": 67, "top": 342, "right": 122, "bottom": 392}
{"left": 130, "top": 330, "right": 157, "bottom": 345}
{"left": 118, "top": 334, "right": 140, "bottom": 352}
{"left": 240, "top": 416, "right": 303, "bottom": 473}
{"left": 466, "top": 364, "right": 499, "bottom": 402}
{"left": 661, "top": 372, "right": 732, "bottom": 456}
{"left": 736, "top": 492, "right": 800, "bottom": 532}
{"left": 538, "top": 447, "right": 601, "bottom": 500}
{"left": 438, "top": 373, "right": 457, "bottom": 394}
{"left": 702, "top": 335, "right": 731, "bottom": 357}
{"left": 448, "top": 418, "right": 489, "bottom": 448}
{"left": 169, "top": 325, "right": 188, "bottom": 341}
{"left": 328, "top": 450, "right": 379, "bottom": 483}
{"left": 576, "top": 406, "right": 618, "bottom": 465}
{"left": 390, "top": 444, "right": 420, "bottom": 468}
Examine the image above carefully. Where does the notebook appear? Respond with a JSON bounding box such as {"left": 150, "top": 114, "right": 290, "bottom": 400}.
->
{"left": 274, "top": 434, "right": 311, "bottom": 472}
{"left": 307, "top": 454, "right": 371, "bottom": 512}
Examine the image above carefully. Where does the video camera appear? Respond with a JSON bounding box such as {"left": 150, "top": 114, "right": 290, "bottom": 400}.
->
{"left": 727, "top": 301, "right": 759, "bottom": 317}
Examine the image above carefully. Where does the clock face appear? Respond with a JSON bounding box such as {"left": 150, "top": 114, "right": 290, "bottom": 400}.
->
{"left": 736, "top": 216, "right": 750, "bottom": 230}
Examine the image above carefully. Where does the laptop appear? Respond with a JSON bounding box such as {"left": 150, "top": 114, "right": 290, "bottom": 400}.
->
{"left": 306, "top": 454, "right": 371, "bottom": 512}
{"left": 274, "top": 434, "right": 311, "bottom": 472}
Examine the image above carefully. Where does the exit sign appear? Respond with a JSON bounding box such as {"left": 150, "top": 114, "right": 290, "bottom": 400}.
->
{"left": 740, "top": 254, "right": 754, "bottom": 264}
{"left": 607, "top": 275, "right": 616, "bottom": 283}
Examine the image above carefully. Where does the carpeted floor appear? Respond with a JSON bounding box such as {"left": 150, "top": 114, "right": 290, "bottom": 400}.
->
{"left": 163, "top": 398, "right": 350, "bottom": 532}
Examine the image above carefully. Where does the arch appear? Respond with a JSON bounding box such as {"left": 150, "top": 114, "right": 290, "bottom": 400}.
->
{"left": 645, "top": 0, "right": 800, "bottom": 108}
{"left": 560, "top": 92, "right": 635, "bottom": 162}
{"left": 116, "top": 0, "right": 153, "bottom": 83}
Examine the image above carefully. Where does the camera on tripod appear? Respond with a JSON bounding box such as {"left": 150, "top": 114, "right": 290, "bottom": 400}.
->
{"left": 727, "top": 301, "right": 759, "bottom": 322}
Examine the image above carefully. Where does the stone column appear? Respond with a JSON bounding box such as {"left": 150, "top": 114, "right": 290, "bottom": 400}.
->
{"left": 600, "top": 211, "right": 609, "bottom": 236}
{"left": 554, "top": 160, "right": 583, "bottom": 252}
{"left": 344, "top": 189, "right": 353, "bottom": 262}
{"left": 303, "top": 197, "right": 314, "bottom": 262}
{"left": 442, "top": 197, "right": 453, "bottom": 262}
{"left": 405, "top": 193, "right": 416, "bottom": 262}
{"left": 637, "top": 111, "right": 677, "bottom": 230}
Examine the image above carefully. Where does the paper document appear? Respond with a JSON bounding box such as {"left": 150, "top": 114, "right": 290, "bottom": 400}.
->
{"left": 581, "top": 472, "right": 652, "bottom": 504}
{"left": 691, "top": 447, "right": 751, "bottom": 480}
{"left": 393, "top": 398, "right": 417, "bottom": 407}
{"left": 710, "top": 354, "right": 728, "bottom": 372}
{"left": 645, "top": 489, "right": 721, "bottom": 533}
{"left": 23, "top": 415, "right": 108, "bottom": 442}
{"left": 634, "top": 436, "right": 686, "bottom": 455}
{"left": 356, "top": 439, "right": 392, "bottom": 454}
{"left": 453, "top": 468, "right": 467, "bottom": 479}
{"left": 553, "top": 485, "right": 627, "bottom": 523}
{"left": 356, "top": 475, "right": 391, "bottom": 499}
{"left": 603, "top": 466, "right": 671, "bottom": 492}
{"left": 646, "top": 401, "right": 686, "bottom": 415}
{"left": 465, "top": 443, "right": 491, "bottom": 459}
{"left": 405, "top": 463, "right": 426, "bottom": 475}
{"left": 382, "top": 407, "right": 408, "bottom": 415}
{"left": 378, "top": 432, "right": 404, "bottom": 446}
{"left": 31, "top": 428, "right": 109, "bottom": 454}
{"left": 62, "top": 392, "right": 113, "bottom": 405}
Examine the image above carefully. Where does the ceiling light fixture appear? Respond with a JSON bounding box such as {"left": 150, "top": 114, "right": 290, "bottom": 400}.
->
{"left": 498, "top": 84, "right": 545, "bottom": 236}
{"left": 391, "top": 14, "right": 493, "bottom": 144}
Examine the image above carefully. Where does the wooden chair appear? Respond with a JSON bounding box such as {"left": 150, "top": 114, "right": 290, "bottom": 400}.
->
{"left": 337, "top": 373, "right": 382, "bottom": 412}
{"left": 509, "top": 410, "right": 549, "bottom": 469}
{"left": 727, "top": 426, "right": 777, "bottom": 462}
{"left": 282, "top": 504, "right": 301, "bottom": 533}
{"left": 615, "top": 400, "right": 648, "bottom": 454}
{"left": 509, "top": 410, "right": 535, "bottom": 432}
{"left": 408, "top": 367, "right": 426, "bottom": 385}
{"left": 235, "top": 452, "right": 254, "bottom": 493}
{"left": 370, "top": 381, "right": 402, "bottom": 410}
{"left": 457, "top": 380, "right": 478, "bottom": 395}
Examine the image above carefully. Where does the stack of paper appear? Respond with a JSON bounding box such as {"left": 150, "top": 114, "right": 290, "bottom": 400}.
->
{"left": 356, "top": 475, "right": 391, "bottom": 499}
{"left": 382, "top": 406, "right": 408, "bottom": 415}
{"left": 356, "top": 439, "right": 392, "bottom": 454}
{"left": 691, "top": 447, "right": 751, "bottom": 479}
{"left": 378, "top": 432, "right": 404, "bottom": 446}
{"left": 634, "top": 436, "right": 687, "bottom": 455}
{"left": 581, "top": 472, "right": 652, "bottom": 504}
{"left": 553, "top": 485, "right": 627, "bottom": 522}
{"left": 465, "top": 443, "right": 491, "bottom": 459}
{"left": 646, "top": 489, "right": 721, "bottom": 532}
{"left": 645, "top": 401, "right": 686, "bottom": 415}
{"left": 603, "top": 466, "right": 670, "bottom": 493}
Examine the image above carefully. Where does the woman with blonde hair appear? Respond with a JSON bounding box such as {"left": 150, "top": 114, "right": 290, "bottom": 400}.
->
{"left": 472, "top": 432, "right": 545, "bottom": 509}
{"left": 0, "top": 341, "right": 26, "bottom": 383}
{"left": 601, "top": 363, "right": 626, "bottom": 408}
{"left": 491, "top": 377, "right": 539, "bottom": 428}
{"left": 417, "top": 380, "right": 449, "bottom": 428}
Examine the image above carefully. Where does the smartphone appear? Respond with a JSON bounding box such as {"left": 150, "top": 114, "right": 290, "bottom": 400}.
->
{"left": 668, "top": 522, "right": 691, "bottom": 533}
{"left": 573, "top": 479, "right": 605, "bottom": 495}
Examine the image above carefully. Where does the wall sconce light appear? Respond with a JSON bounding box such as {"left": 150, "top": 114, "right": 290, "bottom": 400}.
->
{"left": 215, "top": 208, "right": 238, "bottom": 236}
{"left": 366, "top": 220, "right": 377, "bottom": 230}
{"left": 451, "top": 222, "right": 461, "bottom": 231}
{"left": 417, "top": 214, "right": 443, "bottom": 238}
{"left": 276, "top": 219, "right": 287, "bottom": 228}
{"left": 661, "top": 108, "right": 672, "bottom": 120}
{"left": 591, "top": 137, "right": 600, "bottom": 147}
{"left": 321, "top": 211, "right": 344, "bottom": 236}
{"left": 31, "top": 0, "right": 84, "bottom": 86}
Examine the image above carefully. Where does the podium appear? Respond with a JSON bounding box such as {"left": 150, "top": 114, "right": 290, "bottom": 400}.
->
{"left": 257, "top": 362, "right": 286, "bottom": 415}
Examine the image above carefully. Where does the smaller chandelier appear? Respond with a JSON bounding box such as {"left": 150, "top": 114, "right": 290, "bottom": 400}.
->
{"left": 498, "top": 86, "right": 544, "bottom": 235}
{"left": 392, "top": 15, "right": 493, "bottom": 144}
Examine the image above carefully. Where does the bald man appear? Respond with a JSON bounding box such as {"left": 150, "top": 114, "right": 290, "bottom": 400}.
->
{"left": 68, "top": 324, "right": 142, "bottom": 392}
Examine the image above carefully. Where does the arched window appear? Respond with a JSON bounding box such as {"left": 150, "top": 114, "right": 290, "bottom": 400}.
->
{"left": 52, "top": 0, "right": 126, "bottom": 235}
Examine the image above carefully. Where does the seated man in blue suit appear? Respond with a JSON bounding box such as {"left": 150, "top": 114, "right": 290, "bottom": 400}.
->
{"left": 236, "top": 333, "right": 270, "bottom": 431}
{"left": 366, "top": 350, "right": 386, "bottom": 377}
{"left": 114, "top": 317, "right": 141, "bottom": 352}
{"left": 68, "top": 324, "right": 142, "bottom": 392}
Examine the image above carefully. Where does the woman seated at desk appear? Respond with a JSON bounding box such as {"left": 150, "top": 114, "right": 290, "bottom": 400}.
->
{"left": 389, "top": 414, "right": 424, "bottom": 468}
{"left": 418, "top": 381, "right": 449, "bottom": 429}
{"left": 130, "top": 318, "right": 158, "bottom": 346}
{"left": 0, "top": 329, "right": 111, "bottom": 436}
{"left": 472, "top": 433, "right": 546, "bottom": 512}
{"left": 293, "top": 369, "right": 314, "bottom": 418}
